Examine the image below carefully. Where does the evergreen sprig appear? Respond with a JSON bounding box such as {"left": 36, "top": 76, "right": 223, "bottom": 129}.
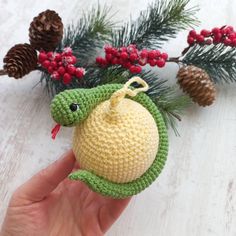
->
{"left": 182, "top": 44, "right": 236, "bottom": 83}
{"left": 59, "top": 4, "right": 115, "bottom": 66}
{"left": 112, "top": 0, "right": 199, "bottom": 49}
{"left": 153, "top": 90, "right": 192, "bottom": 135}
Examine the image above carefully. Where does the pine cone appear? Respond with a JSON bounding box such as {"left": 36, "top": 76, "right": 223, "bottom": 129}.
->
{"left": 3, "top": 43, "right": 37, "bottom": 79}
{"left": 29, "top": 10, "right": 63, "bottom": 52}
{"left": 177, "top": 65, "right": 216, "bottom": 106}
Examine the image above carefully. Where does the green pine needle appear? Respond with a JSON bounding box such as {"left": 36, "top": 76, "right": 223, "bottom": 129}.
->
{"left": 59, "top": 4, "right": 115, "bottom": 66}
{"left": 153, "top": 90, "right": 192, "bottom": 135}
{"left": 112, "top": 0, "right": 199, "bottom": 48}
{"left": 182, "top": 44, "right": 236, "bottom": 83}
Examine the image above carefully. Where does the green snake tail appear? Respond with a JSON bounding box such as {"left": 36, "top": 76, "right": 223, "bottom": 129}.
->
{"left": 69, "top": 87, "right": 168, "bottom": 198}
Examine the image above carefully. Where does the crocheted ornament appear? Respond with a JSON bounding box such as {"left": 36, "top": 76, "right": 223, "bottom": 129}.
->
{"left": 50, "top": 77, "right": 168, "bottom": 198}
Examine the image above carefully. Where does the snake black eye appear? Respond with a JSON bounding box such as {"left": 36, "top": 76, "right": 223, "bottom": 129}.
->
{"left": 69, "top": 103, "right": 79, "bottom": 112}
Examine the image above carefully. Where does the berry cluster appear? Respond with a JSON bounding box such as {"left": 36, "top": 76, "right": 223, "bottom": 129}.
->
{"left": 96, "top": 44, "right": 168, "bottom": 74}
{"left": 38, "top": 47, "right": 85, "bottom": 84}
{"left": 187, "top": 26, "right": 236, "bottom": 47}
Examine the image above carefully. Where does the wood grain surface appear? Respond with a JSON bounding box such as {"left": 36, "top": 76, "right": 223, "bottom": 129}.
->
{"left": 0, "top": 0, "right": 236, "bottom": 235}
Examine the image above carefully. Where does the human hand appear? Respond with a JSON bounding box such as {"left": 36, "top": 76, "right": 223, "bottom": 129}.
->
{"left": 0, "top": 150, "right": 131, "bottom": 236}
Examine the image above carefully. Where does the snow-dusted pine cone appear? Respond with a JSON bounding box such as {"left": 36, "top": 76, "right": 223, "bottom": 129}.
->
{"left": 177, "top": 65, "right": 216, "bottom": 106}
{"left": 29, "top": 10, "right": 63, "bottom": 51}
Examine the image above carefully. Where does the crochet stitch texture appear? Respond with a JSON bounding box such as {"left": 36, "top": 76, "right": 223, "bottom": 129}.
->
{"left": 51, "top": 77, "right": 168, "bottom": 198}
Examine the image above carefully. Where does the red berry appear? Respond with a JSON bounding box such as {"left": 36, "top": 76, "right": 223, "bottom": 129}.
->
{"left": 96, "top": 57, "right": 104, "bottom": 64}
{"left": 64, "top": 56, "right": 77, "bottom": 65}
{"left": 71, "top": 56, "right": 77, "bottom": 64}
{"left": 47, "top": 66, "right": 54, "bottom": 74}
{"left": 138, "top": 58, "right": 147, "bottom": 66}
{"left": 75, "top": 68, "right": 85, "bottom": 79}
{"left": 110, "top": 48, "right": 118, "bottom": 55}
{"left": 111, "top": 57, "right": 118, "bottom": 65}
{"left": 225, "top": 26, "right": 234, "bottom": 34}
{"left": 196, "top": 34, "right": 205, "bottom": 43}
{"left": 200, "top": 29, "right": 211, "bottom": 37}
{"left": 66, "top": 65, "right": 76, "bottom": 75}
{"left": 148, "top": 50, "right": 156, "bottom": 59}
{"left": 129, "top": 65, "right": 142, "bottom": 74}
{"left": 120, "top": 47, "right": 127, "bottom": 52}
{"left": 223, "top": 38, "right": 232, "bottom": 46}
{"left": 58, "top": 62, "right": 63, "bottom": 66}
{"left": 47, "top": 52, "right": 54, "bottom": 59}
{"left": 38, "top": 52, "right": 47, "bottom": 63}
{"left": 231, "top": 39, "right": 236, "bottom": 47}
{"left": 123, "top": 61, "right": 132, "bottom": 69}
{"left": 127, "top": 44, "right": 137, "bottom": 53}
{"left": 104, "top": 45, "right": 113, "bottom": 54}
{"left": 129, "top": 53, "right": 139, "bottom": 62}
{"left": 205, "top": 39, "right": 213, "bottom": 45}
{"left": 105, "top": 53, "right": 113, "bottom": 61}
{"left": 115, "top": 51, "right": 121, "bottom": 58}
{"left": 161, "top": 53, "right": 168, "bottom": 60}
{"left": 189, "top": 30, "right": 197, "bottom": 38}
{"left": 100, "top": 58, "right": 108, "bottom": 67}
{"left": 140, "top": 49, "right": 148, "bottom": 58}
{"left": 156, "top": 59, "right": 166, "bottom": 68}
{"left": 129, "top": 65, "right": 136, "bottom": 73}
{"left": 214, "top": 32, "right": 222, "bottom": 40}
{"left": 54, "top": 53, "right": 62, "bottom": 62}
{"left": 63, "top": 47, "right": 73, "bottom": 56}
{"left": 63, "top": 73, "right": 72, "bottom": 84}
{"left": 58, "top": 66, "right": 66, "bottom": 75}
{"left": 148, "top": 59, "right": 156, "bottom": 67}
{"left": 51, "top": 71, "right": 60, "bottom": 80}
{"left": 187, "top": 36, "right": 195, "bottom": 45}
{"left": 96, "top": 57, "right": 107, "bottom": 66}
{"left": 155, "top": 50, "right": 161, "bottom": 57}
{"left": 212, "top": 27, "right": 221, "bottom": 35}
{"left": 120, "top": 52, "right": 128, "bottom": 60}
{"left": 51, "top": 61, "right": 57, "bottom": 69}
{"left": 221, "top": 28, "right": 227, "bottom": 35}
{"left": 42, "top": 60, "right": 50, "bottom": 69}
{"left": 117, "top": 58, "right": 123, "bottom": 65}
{"left": 228, "top": 32, "right": 236, "bottom": 40}
{"left": 136, "top": 65, "right": 142, "bottom": 73}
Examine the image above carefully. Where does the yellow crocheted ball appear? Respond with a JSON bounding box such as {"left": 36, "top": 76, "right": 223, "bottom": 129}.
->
{"left": 72, "top": 98, "right": 159, "bottom": 183}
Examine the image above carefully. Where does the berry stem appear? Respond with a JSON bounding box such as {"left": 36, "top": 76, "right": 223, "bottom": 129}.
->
{"left": 166, "top": 57, "right": 183, "bottom": 64}
{"left": 181, "top": 45, "right": 192, "bottom": 56}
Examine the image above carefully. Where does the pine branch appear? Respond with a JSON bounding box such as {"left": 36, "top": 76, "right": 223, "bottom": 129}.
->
{"left": 59, "top": 4, "right": 115, "bottom": 66}
{"left": 182, "top": 44, "right": 236, "bottom": 83}
{"left": 112, "top": 0, "right": 199, "bottom": 49}
{"left": 146, "top": 79, "right": 192, "bottom": 135}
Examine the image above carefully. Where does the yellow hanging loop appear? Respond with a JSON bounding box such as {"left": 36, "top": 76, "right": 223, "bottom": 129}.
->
{"left": 109, "top": 76, "right": 149, "bottom": 111}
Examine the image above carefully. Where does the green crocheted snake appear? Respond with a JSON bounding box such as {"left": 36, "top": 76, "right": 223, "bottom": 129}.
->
{"left": 50, "top": 83, "right": 168, "bottom": 198}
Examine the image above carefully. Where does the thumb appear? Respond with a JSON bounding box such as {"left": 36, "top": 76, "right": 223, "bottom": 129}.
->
{"left": 11, "top": 150, "right": 76, "bottom": 205}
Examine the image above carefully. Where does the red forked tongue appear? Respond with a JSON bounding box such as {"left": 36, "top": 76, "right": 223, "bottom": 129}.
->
{"left": 51, "top": 124, "right": 61, "bottom": 140}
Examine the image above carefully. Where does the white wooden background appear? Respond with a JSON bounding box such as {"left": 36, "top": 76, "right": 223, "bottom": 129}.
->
{"left": 1, "top": 0, "right": 236, "bottom": 235}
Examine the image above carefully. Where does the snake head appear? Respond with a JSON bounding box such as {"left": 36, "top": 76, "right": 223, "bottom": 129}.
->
{"left": 50, "top": 89, "right": 94, "bottom": 127}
